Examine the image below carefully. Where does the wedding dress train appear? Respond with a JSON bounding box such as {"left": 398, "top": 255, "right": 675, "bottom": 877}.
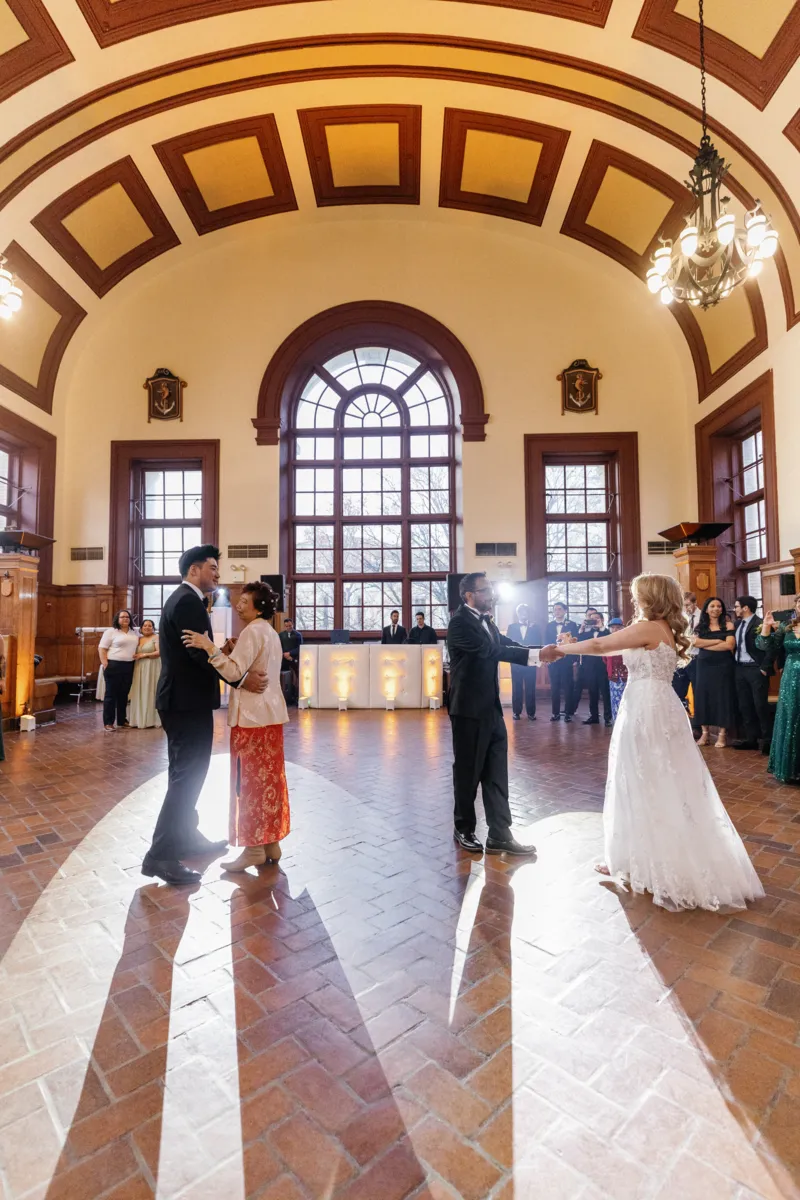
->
{"left": 604, "top": 641, "right": 764, "bottom": 912}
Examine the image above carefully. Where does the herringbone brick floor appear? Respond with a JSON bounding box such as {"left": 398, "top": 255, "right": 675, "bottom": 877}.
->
{"left": 1, "top": 703, "right": 799, "bottom": 1199}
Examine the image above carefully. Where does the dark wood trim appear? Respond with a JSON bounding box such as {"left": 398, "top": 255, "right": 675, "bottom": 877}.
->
{"left": 785, "top": 108, "right": 800, "bottom": 154}
{"left": 524, "top": 432, "right": 642, "bottom": 626}
{"left": 0, "top": 242, "right": 86, "bottom": 415}
{"left": 73, "top": 0, "right": 611, "bottom": 46}
{"left": 32, "top": 157, "right": 180, "bottom": 298}
{"left": 298, "top": 105, "right": 421, "bottom": 207}
{"left": 673, "top": 284, "right": 769, "bottom": 402}
{"left": 695, "top": 371, "right": 778, "bottom": 604}
{"left": 633, "top": 0, "right": 800, "bottom": 112}
{"left": 154, "top": 114, "right": 297, "bottom": 235}
{"left": 254, "top": 300, "right": 487, "bottom": 446}
{"left": 0, "top": 0, "right": 73, "bottom": 104}
{"left": 108, "top": 440, "right": 219, "bottom": 589}
{"left": 0, "top": 32, "right": 798, "bottom": 330}
{"left": 0, "top": 403, "right": 56, "bottom": 583}
{"left": 440, "top": 108, "right": 570, "bottom": 226}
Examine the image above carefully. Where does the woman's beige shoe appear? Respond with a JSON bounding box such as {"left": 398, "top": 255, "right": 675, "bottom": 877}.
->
{"left": 221, "top": 846, "right": 267, "bottom": 872}
{"left": 263, "top": 842, "right": 282, "bottom": 862}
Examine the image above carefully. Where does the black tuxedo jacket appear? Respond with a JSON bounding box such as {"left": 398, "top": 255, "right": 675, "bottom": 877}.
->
{"left": 381, "top": 624, "right": 408, "bottom": 644}
{"left": 279, "top": 629, "right": 303, "bottom": 661}
{"left": 506, "top": 622, "right": 541, "bottom": 650}
{"left": 545, "top": 619, "right": 579, "bottom": 646}
{"left": 446, "top": 605, "right": 531, "bottom": 719}
{"left": 734, "top": 617, "right": 772, "bottom": 674}
{"left": 156, "top": 583, "right": 222, "bottom": 713}
{"left": 408, "top": 624, "right": 438, "bottom": 644}
{"left": 577, "top": 626, "right": 611, "bottom": 670}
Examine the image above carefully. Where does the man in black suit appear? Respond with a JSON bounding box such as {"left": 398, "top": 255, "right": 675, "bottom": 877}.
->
{"left": 577, "top": 611, "right": 612, "bottom": 725}
{"left": 545, "top": 602, "right": 579, "bottom": 722}
{"left": 731, "top": 595, "right": 773, "bottom": 752}
{"left": 142, "top": 545, "right": 266, "bottom": 885}
{"left": 408, "top": 611, "right": 438, "bottom": 644}
{"left": 506, "top": 603, "right": 540, "bottom": 721}
{"left": 381, "top": 610, "right": 407, "bottom": 644}
{"left": 279, "top": 617, "right": 303, "bottom": 704}
{"left": 447, "top": 572, "right": 536, "bottom": 857}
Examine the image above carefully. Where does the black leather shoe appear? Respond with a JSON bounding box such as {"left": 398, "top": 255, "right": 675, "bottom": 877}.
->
{"left": 512, "top": 713, "right": 521, "bottom": 721}
{"left": 485, "top": 836, "right": 536, "bottom": 856}
{"left": 141, "top": 857, "right": 201, "bottom": 885}
{"left": 528, "top": 714, "right": 537, "bottom": 721}
{"left": 583, "top": 717, "right": 599, "bottom": 725}
{"left": 731, "top": 741, "right": 758, "bottom": 751}
{"left": 179, "top": 835, "right": 228, "bottom": 856}
{"left": 564, "top": 715, "right": 572, "bottom": 723}
{"left": 454, "top": 830, "right": 483, "bottom": 853}
{"left": 550, "top": 714, "right": 561, "bottom": 722}
{"left": 604, "top": 719, "right": 612, "bottom": 727}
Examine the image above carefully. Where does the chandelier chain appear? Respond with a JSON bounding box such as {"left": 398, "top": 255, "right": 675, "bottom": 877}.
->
{"left": 698, "top": 0, "right": 707, "bottom": 141}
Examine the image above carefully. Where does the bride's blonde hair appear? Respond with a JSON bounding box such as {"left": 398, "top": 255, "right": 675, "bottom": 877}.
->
{"left": 630, "top": 573, "right": 691, "bottom": 665}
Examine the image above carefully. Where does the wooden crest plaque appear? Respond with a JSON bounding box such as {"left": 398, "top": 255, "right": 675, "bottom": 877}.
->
{"left": 145, "top": 367, "right": 185, "bottom": 422}
{"left": 557, "top": 359, "right": 601, "bottom": 415}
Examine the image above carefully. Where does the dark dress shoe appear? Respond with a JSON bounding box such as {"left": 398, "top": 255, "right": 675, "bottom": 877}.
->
{"left": 141, "top": 857, "right": 201, "bottom": 885}
{"left": 604, "top": 719, "right": 613, "bottom": 727}
{"left": 550, "top": 714, "right": 561, "bottom": 722}
{"left": 583, "top": 717, "right": 599, "bottom": 725}
{"left": 564, "top": 715, "right": 572, "bottom": 723}
{"left": 731, "top": 741, "right": 758, "bottom": 751}
{"left": 512, "top": 713, "right": 521, "bottom": 721}
{"left": 528, "top": 714, "right": 537, "bottom": 721}
{"left": 179, "top": 835, "right": 228, "bottom": 856}
{"left": 485, "top": 836, "right": 536, "bottom": 856}
{"left": 454, "top": 830, "right": 483, "bottom": 853}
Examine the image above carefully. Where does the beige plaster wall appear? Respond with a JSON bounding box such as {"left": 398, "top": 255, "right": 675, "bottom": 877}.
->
{"left": 51, "top": 214, "right": 694, "bottom": 592}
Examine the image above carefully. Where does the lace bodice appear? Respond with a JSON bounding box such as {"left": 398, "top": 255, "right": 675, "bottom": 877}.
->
{"left": 623, "top": 640, "right": 677, "bottom": 684}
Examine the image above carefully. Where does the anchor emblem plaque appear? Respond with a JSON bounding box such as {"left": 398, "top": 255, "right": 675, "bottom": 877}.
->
{"left": 144, "top": 367, "right": 185, "bottom": 423}
{"left": 557, "top": 359, "right": 601, "bottom": 416}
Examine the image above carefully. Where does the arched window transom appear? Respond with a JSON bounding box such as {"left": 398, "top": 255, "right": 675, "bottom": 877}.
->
{"left": 287, "top": 345, "right": 456, "bottom": 635}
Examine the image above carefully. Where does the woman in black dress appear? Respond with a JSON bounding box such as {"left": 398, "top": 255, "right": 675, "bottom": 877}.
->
{"left": 692, "top": 596, "right": 736, "bottom": 748}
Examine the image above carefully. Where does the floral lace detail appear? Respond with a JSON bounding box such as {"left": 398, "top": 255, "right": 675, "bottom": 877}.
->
{"left": 603, "top": 641, "right": 764, "bottom": 912}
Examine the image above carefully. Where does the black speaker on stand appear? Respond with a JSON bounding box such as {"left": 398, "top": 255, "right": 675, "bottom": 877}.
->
{"left": 779, "top": 573, "right": 797, "bottom": 596}
{"left": 260, "top": 574, "right": 286, "bottom": 612}
{"left": 447, "top": 573, "right": 467, "bottom": 614}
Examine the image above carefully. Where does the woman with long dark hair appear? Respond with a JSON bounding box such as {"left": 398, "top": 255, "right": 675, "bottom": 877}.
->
{"left": 181, "top": 581, "right": 290, "bottom": 870}
{"left": 757, "top": 595, "right": 800, "bottom": 783}
{"left": 98, "top": 610, "right": 139, "bottom": 732}
{"left": 692, "top": 596, "right": 736, "bottom": 748}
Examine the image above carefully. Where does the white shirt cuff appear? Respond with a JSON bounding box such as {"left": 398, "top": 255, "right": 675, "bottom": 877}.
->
{"left": 527, "top": 650, "right": 540, "bottom": 666}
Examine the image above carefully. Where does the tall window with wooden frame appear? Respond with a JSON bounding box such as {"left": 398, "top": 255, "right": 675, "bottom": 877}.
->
{"left": 525, "top": 434, "right": 641, "bottom": 626}
{"left": 695, "top": 372, "right": 778, "bottom": 610}
{"left": 0, "top": 442, "right": 20, "bottom": 531}
{"left": 286, "top": 346, "right": 456, "bottom": 636}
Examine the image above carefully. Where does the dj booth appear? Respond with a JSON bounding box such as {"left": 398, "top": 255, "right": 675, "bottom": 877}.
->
{"left": 297, "top": 644, "right": 444, "bottom": 709}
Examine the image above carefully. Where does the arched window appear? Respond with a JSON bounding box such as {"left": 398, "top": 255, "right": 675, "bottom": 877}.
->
{"left": 287, "top": 345, "right": 457, "bottom": 635}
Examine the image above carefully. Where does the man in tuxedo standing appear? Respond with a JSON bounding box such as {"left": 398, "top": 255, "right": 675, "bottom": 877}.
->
{"left": 279, "top": 617, "right": 303, "bottom": 704}
{"left": 447, "top": 572, "right": 537, "bottom": 856}
{"left": 407, "top": 611, "right": 438, "bottom": 644}
{"left": 381, "top": 609, "right": 407, "bottom": 644}
{"left": 545, "top": 602, "right": 579, "bottom": 722}
{"left": 506, "top": 602, "right": 540, "bottom": 721}
{"left": 577, "top": 611, "right": 612, "bottom": 725}
{"left": 142, "top": 545, "right": 266, "bottom": 885}
{"left": 731, "top": 595, "right": 773, "bottom": 752}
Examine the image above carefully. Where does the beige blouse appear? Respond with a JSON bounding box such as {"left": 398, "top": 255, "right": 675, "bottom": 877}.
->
{"left": 209, "top": 618, "right": 288, "bottom": 729}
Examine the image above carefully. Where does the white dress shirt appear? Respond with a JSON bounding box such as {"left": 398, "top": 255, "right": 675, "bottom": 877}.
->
{"left": 736, "top": 614, "right": 756, "bottom": 664}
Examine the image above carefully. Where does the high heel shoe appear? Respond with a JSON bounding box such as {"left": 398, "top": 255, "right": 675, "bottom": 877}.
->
{"left": 221, "top": 846, "right": 267, "bottom": 872}
{"left": 263, "top": 842, "right": 282, "bottom": 863}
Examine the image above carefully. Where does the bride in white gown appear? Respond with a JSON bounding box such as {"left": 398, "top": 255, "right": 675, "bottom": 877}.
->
{"left": 542, "top": 574, "right": 764, "bottom": 912}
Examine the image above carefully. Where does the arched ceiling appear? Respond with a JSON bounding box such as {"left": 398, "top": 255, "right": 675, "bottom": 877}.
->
{"left": 1, "top": 0, "right": 799, "bottom": 416}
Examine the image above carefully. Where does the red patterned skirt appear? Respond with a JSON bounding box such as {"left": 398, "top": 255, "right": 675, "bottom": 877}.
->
{"left": 229, "top": 724, "right": 291, "bottom": 847}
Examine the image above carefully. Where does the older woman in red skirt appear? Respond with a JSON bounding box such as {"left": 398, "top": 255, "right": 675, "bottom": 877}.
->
{"left": 182, "top": 580, "right": 289, "bottom": 871}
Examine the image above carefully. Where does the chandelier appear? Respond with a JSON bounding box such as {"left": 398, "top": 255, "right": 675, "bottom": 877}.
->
{"left": 646, "top": 0, "right": 778, "bottom": 310}
{"left": 0, "top": 256, "right": 23, "bottom": 321}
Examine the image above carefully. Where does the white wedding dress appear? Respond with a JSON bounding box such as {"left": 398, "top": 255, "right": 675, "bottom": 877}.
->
{"left": 604, "top": 641, "right": 764, "bottom": 911}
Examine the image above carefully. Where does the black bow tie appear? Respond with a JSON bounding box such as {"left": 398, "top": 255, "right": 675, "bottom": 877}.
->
{"left": 480, "top": 614, "right": 492, "bottom": 624}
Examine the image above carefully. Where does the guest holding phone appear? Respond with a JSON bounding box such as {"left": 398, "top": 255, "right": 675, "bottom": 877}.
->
{"left": 757, "top": 597, "right": 800, "bottom": 783}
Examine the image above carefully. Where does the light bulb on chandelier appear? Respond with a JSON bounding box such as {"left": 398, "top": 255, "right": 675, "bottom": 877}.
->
{"left": 0, "top": 258, "right": 23, "bottom": 320}
{"left": 645, "top": 0, "right": 778, "bottom": 310}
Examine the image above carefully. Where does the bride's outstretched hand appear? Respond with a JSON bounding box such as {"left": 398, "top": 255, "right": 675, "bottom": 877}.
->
{"left": 539, "top": 643, "right": 564, "bottom": 664}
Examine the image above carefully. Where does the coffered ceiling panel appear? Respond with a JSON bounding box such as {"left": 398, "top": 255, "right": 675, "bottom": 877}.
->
{"left": 154, "top": 116, "right": 297, "bottom": 235}
{"left": 0, "top": 0, "right": 72, "bottom": 103}
{"left": 0, "top": 243, "right": 85, "bottom": 413}
{"left": 633, "top": 0, "right": 800, "bottom": 110}
{"left": 440, "top": 109, "right": 569, "bottom": 225}
{"left": 689, "top": 283, "right": 755, "bottom": 375}
{"left": 299, "top": 106, "right": 421, "bottom": 207}
{"left": 32, "top": 158, "right": 180, "bottom": 297}
{"left": 584, "top": 167, "right": 675, "bottom": 256}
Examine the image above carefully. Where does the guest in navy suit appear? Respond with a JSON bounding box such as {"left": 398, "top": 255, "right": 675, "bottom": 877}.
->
{"left": 545, "top": 602, "right": 579, "bottom": 721}
{"left": 506, "top": 603, "right": 540, "bottom": 720}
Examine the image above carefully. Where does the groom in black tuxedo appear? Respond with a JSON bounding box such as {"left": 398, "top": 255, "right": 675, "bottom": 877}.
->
{"left": 142, "top": 545, "right": 266, "bottom": 885}
{"left": 447, "top": 572, "right": 537, "bottom": 857}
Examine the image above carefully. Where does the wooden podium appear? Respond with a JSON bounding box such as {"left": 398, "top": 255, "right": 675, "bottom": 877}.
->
{"left": 0, "top": 531, "right": 54, "bottom": 726}
{"left": 672, "top": 544, "right": 718, "bottom": 607}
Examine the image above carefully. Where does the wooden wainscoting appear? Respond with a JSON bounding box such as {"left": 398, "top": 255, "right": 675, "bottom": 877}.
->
{"left": 36, "top": 584, "right": 133, "bottom": 681}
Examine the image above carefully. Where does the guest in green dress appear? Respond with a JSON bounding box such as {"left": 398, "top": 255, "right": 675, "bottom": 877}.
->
{"left": 756, "top": 597, "right": 800, "bottom": 783}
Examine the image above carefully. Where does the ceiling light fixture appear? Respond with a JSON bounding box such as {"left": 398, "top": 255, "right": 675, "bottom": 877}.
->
{"left": 646, "top": 0, "right": 778, "bottom": 310}
{"left": 0, "top": 257, "right": 23, "bottom": 321}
